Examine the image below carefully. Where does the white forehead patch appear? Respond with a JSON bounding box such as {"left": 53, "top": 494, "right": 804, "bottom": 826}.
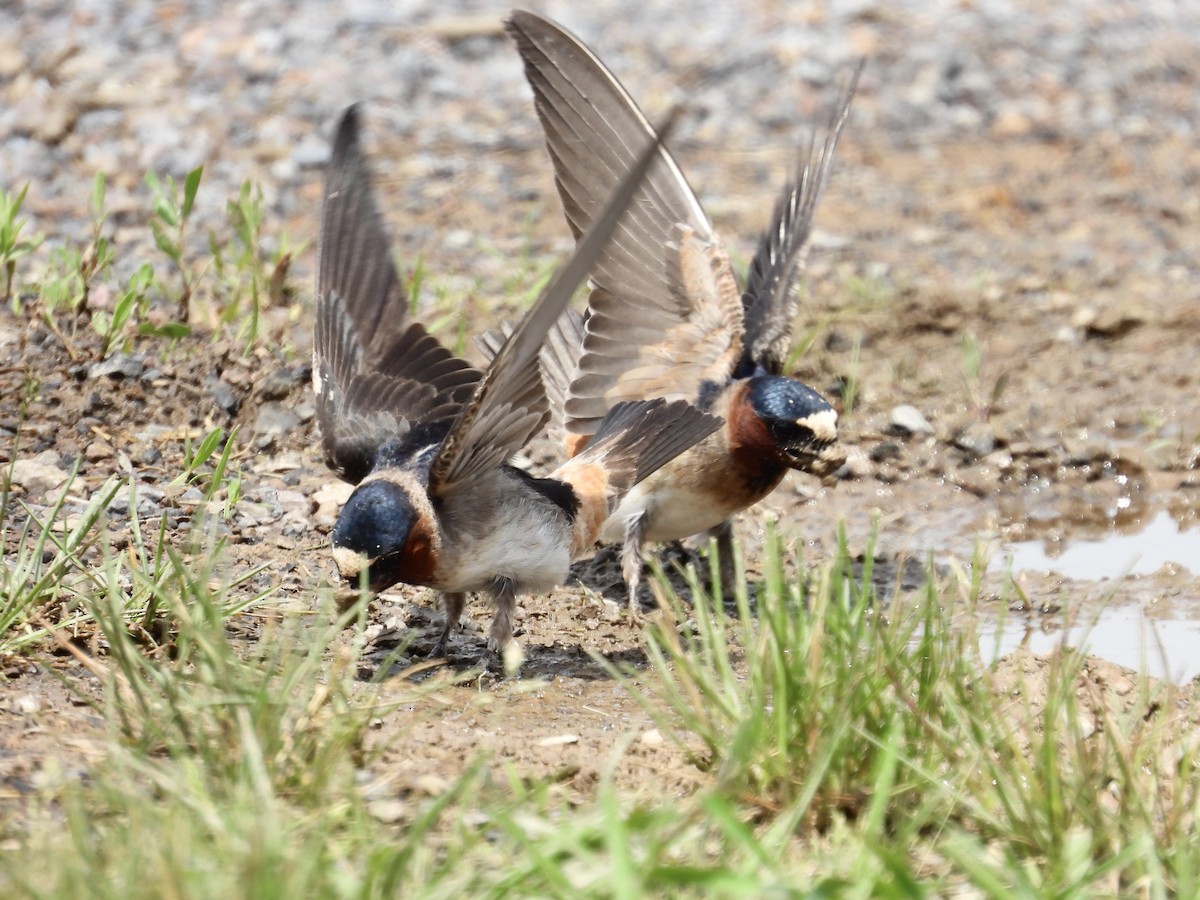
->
{"left": 799, "top": 408, "right": 839, "bottom": 443}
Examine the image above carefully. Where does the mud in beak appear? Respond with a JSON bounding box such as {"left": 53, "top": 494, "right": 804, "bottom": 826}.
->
{"left": 784, "top": 439, "right": 847, "bottom": 483}
{"left": 331, "top": 546, "right": 402, "bottom": 594}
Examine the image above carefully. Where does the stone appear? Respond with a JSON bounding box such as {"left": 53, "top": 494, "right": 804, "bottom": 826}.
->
{"left": 953, "top": 422, "right": 998, "bottom": 460}
{"left": 88, "top": 354, "right": 144, "bottom": 380}
{"left": 870, "top": 441, "right": 904, "bottom": 463}
{"left": 207, "top": 377, "right": 240, "bottom": 414}
{"left": 9, "top": 454, "right": 68, "bottom": 496}
{"left": 84, "top": 440, "right": 113, "bottom": 462}
{"left": 366, "top": 799, "right": 409, "bottom": 824}
{"left": 258, "top": 366, "right": 302, "bottom": 401}
{"left": 889, "top": 404, "right": 935, "bottom": 437}
{"left": 252, "top": 403, "right": 300, "bottom": 440}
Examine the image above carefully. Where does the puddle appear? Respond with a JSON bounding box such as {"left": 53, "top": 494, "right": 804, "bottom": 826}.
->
{"left": 981, "top": 605, "right": 1200, "bottom": 684}
{"left": 977, "top": 508, "right": 1200, "bottom": 683}
{"left": 993, "top": 510, "right": 1199, "bottom": 580}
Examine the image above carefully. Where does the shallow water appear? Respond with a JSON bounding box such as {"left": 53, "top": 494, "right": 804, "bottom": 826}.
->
{"left": 980, "top": 605, "right": 1200, "bottom": 683}
{"left": 979, "top": 509, "right": 1200, "bottom": 682}
{"left": 994, "top": 510, "right": 1198, "bottom": 580}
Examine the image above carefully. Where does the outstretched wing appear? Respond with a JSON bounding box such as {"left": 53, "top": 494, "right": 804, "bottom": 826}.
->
{"left": 506, "top": 10, "right": 745, "bottom": 438}
{"left": 314, "top": 104, "right": 479, "bottom": 482}
{"left": 476, "top": 306, "right": 586, "bottom": 439}
{"left": 741, "top": 63, "right": 862, "bottom": 375}
{"left": 428, "top": 110, "right": 678, "bottom": 496}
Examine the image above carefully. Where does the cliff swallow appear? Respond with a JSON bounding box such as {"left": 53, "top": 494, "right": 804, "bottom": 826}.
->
{"left": 314, "top": 104, "right": 718, "bottom": 665}
{"left": 504, "top": 10, "right": 858, "bottom": 610}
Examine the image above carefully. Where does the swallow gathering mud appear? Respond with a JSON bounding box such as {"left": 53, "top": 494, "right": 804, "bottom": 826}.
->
{"left": 315, "top": 11, "right": 858, "bottom": 666}
{"left": 504, "top": 10, "right": 857, "bottom": 611}
{"left": 314, "top": 104, "right": 718, "bottom": 670}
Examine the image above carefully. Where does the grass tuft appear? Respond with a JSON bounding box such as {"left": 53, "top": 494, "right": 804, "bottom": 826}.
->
{"left": 594, "top": 526, "right": 1200, "bottom": 893}
{"left": 4, "top": 475, "right": 1200, "bottom": 894}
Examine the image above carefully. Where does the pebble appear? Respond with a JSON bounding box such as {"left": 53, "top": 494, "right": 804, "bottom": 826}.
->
{"left": 88, "top": 354, "right": 144, "bottom": 380}
{"left": 838, "top": 445, "right": 874, "bottom": 480}
{"left": 291, "top": 132, "right": 331, "bottom": 168}
{"left": 9, "top": 454, "right": 68, "bottom": 496}
{"left": 258, "top": 366, "right": 303, "bottom": 401}
{"left": 178, "top": 487, "right": 205, "bottom": 505}
{"left": 136, "top": 497, "right": 163, "bottom": 518}
{"left": 252, "top": 403, "right": 301, "bottom": 443}
{"left": 1085, "top": 304, "right": 1147, "bottom": 339}
{"left": 207, "top": 377, "right": 240, "bottom": 414}
{"left": 234, "top": 501, "right": 277, "bottom": 528}
{"left": 1072, "top": 709, "right": 1097, "bottom": 741}
{"left": 889, "top": 404, "right": 935, "bottom": 437}
{"left": 0, "top": 33, "right": 25, "bottom": 79}
{"left": 639, "top": 728, "right": 664, "bottom": 747}
{"left": 366, "top": 798, "right": 409, "bottom": 824}
{"left": 313, "top": 480, "right": 354, "bottom": 526}
{"left": 84, "top": 440, "right": 113, "bottom": 462}
{"left": 534, "top": 734, "right": 580, "bottom": 748}
{"left": 293, "top": 400, "right": 315, "bottom": 423}
{"left": 275, "top": 490, "right": 311, "bottom": 519}
{"left": 413, "top": 773, "right": 451, "bottom": 796}
{"left": 870, "top": 441, "right": 904, "bottom": 463}
{"left": 1055, "top": 324, "right": 1080, "bottom": 344}
{"left": 953, "top": 422, "right": 998, "bottom": 460}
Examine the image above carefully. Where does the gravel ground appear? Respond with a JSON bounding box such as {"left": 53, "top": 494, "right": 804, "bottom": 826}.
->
{"left": 5, "top": 0, "right": 1198, "bottom": 256}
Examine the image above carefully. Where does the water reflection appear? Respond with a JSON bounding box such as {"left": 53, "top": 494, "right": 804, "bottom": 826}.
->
{"left": 980, "top": 605, "right": 1200, "bottom": 683}
{"left": 994, "top": 509, "right": 1198, "bottom": 579}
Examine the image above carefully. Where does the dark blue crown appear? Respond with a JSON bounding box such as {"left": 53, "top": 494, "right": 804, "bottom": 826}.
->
{"left": 332, "top": 479, "right": 415, "bottom": 558}
{"left": 746, "top": 376, "right": 836, "bottom": 452}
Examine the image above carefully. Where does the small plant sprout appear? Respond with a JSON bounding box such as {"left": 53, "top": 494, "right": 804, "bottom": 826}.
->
{"left": 38, "top": 246, "right": 87, "bottom": 320}
{"left": 838, "top": 332, "right": 863, "bottom": 415}
{"left": 146, "top": 164, "right": 204, "bottom": 321}
{"left": 42, "top": 174, "right": 115, "bottom": 303}
{"left": 961, "top": 331, "right": 1010, "bottom": 421}
{"left": 209, "top": 180, "right": 299, "bottom": 351}
{"left": 1, "top": 183, "right": 45, "bottom": 308}
{"left": 0, "top": 469, "right": 125, "bottom": 656}
{"left": 172, "top": 426, "right": 242, "bottom": 508}
{"left": 81, "top": 172, "right": 116, "bottom": 303}
{"left": 35, "top": 174, "right": 123, "bottom": 357}
{"left": 784, "top": 306, "right": 839, "bottom": 373}
{"left": 93, "top": 262, "right": 154, "bottom": 359}
{"left": 425, "top": 278, "right": 476, "bottom": 359}
{"left": 407, "top": 254, "right": 427, "bottom": 315}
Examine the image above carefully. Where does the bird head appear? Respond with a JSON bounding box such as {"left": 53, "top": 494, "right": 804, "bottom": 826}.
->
{"left": 745, "top": 376, "right": 845, "bottom": 477}
{"left": 331, "top": 477, "right": 436, "bottom": 591}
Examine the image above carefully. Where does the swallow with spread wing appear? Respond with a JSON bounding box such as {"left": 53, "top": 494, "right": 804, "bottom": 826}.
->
{"left": 314, "top": 104, "right": 719, "bottom": 665}
{"left": 504, "top": 10, "right": 858, "bottom": 612}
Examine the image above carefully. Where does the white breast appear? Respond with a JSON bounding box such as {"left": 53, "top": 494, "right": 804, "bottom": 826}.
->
{"left": 436, "top": 494, "right": 572, "bottom": 594}
{"left": 599, "top": 476, "right": 736, "bottom": 545}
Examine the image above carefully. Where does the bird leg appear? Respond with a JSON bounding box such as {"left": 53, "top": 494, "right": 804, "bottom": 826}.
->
{"left": 485, "top": 577, "right": 518, "bottom": 672}
{"left": 430, "top": 591, "right": 465, "bottom": 659}
{"left": 621, "top": 513, "right": 648, "bottom": 619}
{"left": 709, "top": 519, "right": 737, "bottom": 601}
